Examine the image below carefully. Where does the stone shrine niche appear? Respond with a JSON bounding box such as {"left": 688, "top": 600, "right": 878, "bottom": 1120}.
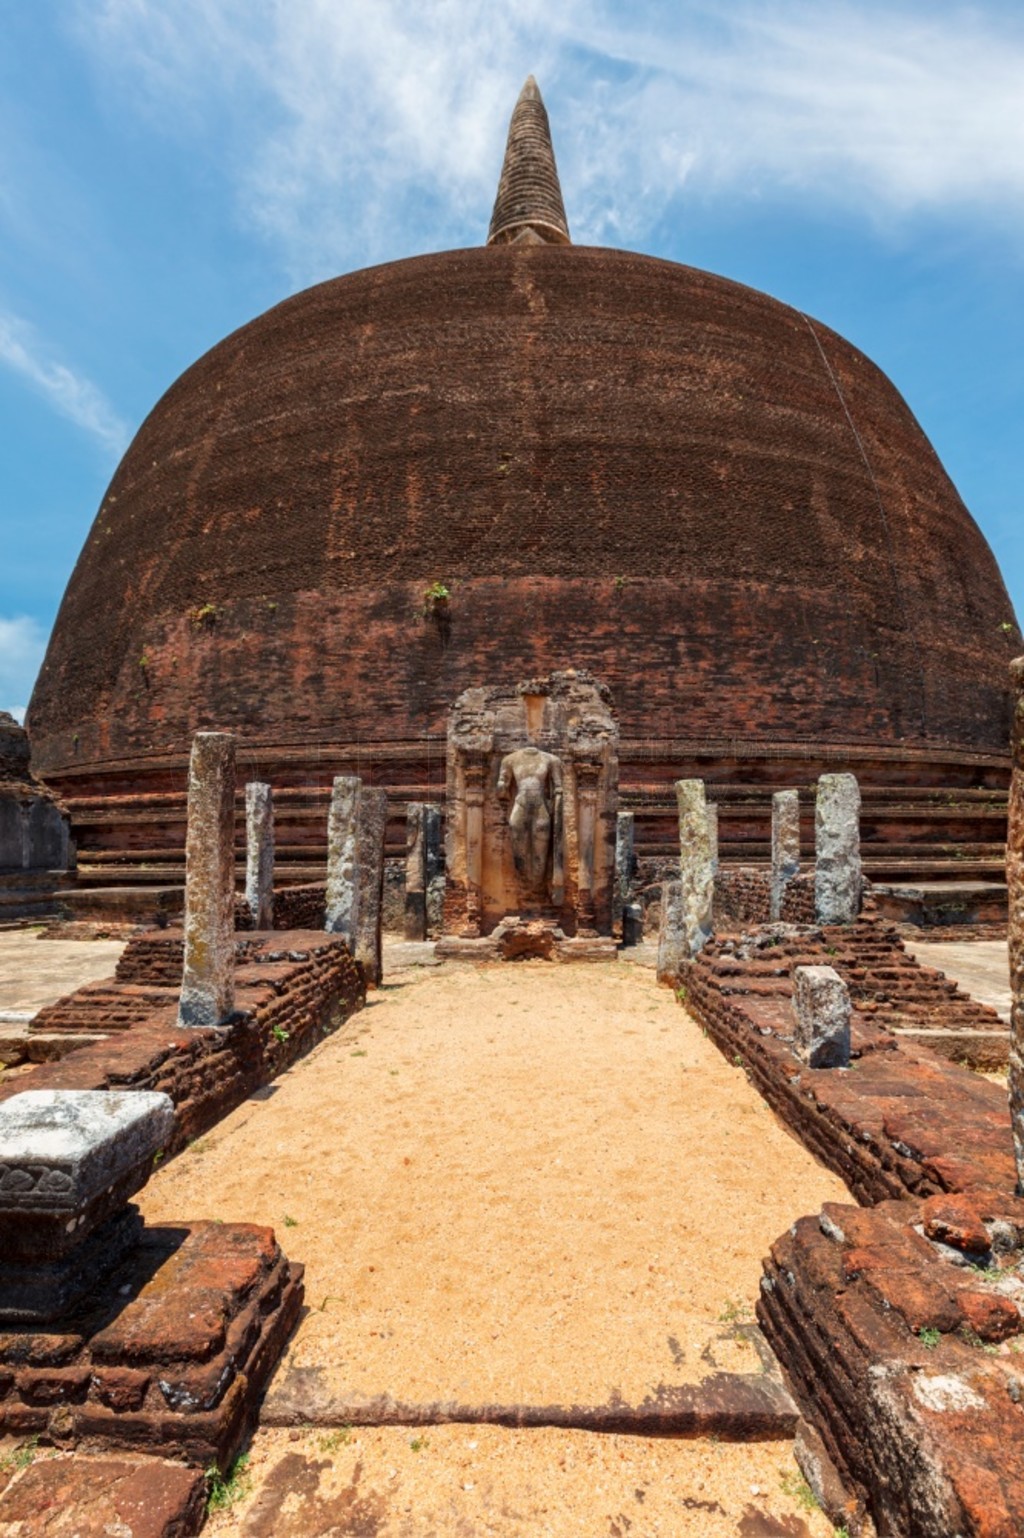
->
{"left": 443, "top": 670, "right": 618, "bottom": 940}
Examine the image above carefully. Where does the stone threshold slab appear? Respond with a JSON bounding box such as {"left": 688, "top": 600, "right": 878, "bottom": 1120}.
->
{"left": 262, "top": 1366, "right": 798, "bottom": 1441}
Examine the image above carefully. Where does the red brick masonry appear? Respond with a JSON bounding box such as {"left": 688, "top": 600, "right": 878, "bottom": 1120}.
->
{"left": 0, "top": 1220, "right": 303, "bottom": 1472}
{"left": 679, "top": 917, "right": 1024, "bottom": 1534}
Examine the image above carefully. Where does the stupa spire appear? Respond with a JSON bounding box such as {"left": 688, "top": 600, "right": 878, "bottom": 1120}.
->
{"left": 487, "top": 76, "right": 571, "bottom": 247}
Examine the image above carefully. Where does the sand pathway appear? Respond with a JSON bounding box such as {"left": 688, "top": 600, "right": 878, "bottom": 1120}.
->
{"left": 138, "top": 955, "right": 845, "bottom": 1534}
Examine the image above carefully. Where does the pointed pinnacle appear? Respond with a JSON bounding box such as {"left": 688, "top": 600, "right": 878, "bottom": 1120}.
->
{"left": 487, "top": 77, "right": 570, "bottom": 247}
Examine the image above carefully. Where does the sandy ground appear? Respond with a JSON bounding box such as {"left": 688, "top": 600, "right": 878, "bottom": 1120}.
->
{"left": 141, "top": 959, "right": 848, "bottom": 1408}
{"left": 0, "top": 931, "right": 124, "bottom": 1017}
{"left": 904, "top": 938, "right": 1012, "bottom": 1024}
{"left": 203, "top": 1425, "right": 836, "bottom": 1537}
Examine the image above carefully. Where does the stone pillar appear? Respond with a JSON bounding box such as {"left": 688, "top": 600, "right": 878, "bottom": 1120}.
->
{"left": 656, "top": 879, "right": 686, "bottom": 984}
{"left": 814, "top": 773, "right": 862, "bottom": 925}
{"left": 404, "top": 801, "right": 428, "bottom": 940}
{"left": 613, "top": 809, "right": 635, "bottom": 937}
{"left": 771, "top": 789, "right": 801, "bottom": 921}
{"left": 676, "top": 778, "right": 714, "bottom": 957}
{"left": 245, "top": 781, "right": 274, "bottom": 930}
{"left": 356, "top": 787, "right": 388, "bottom": 985}
{"left": 424, "top": 803, "right": 444, "bottom": 937}
{"left": 462, "top": 758, "right": 486, "bottom": 938}
{"left": 575, "top": 760, "right": 601, "bottom": 936}
{"left": 1007, "top": 657, "right": 1024, "bottom": 1191}
{"left": 178, "top": 731, "right": 236, "bottom": 1028}
{"left": 792, "top": 965, "right": 851, "bottom": 1069}
{"left": 325, "top": 775, "right": 362, "bottom": 944}
{"left": 705, "top": 802, "right": 719, "bottom": 876}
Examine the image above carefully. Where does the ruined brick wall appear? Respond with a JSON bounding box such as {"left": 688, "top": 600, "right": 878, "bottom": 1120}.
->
{"left": 29, "top": 245, "right": 1016, "bottom": 779}
{"left": 9, "top": 931, "right": 364, "bottom": 1151}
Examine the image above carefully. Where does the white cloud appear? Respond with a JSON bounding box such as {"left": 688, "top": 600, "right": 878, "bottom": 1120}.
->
{"left": 0, "top": 309, "right": 130, "bottom": 458}
{"left": 77, "top": 1, "right": 1024, "bottom": 279}
{"left": 0, "top": 615, "right": 48, "bottom": 724}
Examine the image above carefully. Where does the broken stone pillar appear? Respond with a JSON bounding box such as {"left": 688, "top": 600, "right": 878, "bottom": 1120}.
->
{"left": 705, "top": 802, "right": 719, "bottom": 876}
{"left": 1008, "top": 657, "right": 1024, "bottom": 1190}
{"left": 424, "top": 803, "right": 444, "bottom": 937}
{"left": 356, "top": 787, "right": 388, "bottom": 985}
{"left": 325, "top": 775, "right": 362, "bottom": 943}
{"left": 245, "top": 781, "right": 274, "bottom": 930}
{"left": 178, "top": 731, "right": 236, "bottom": 1028}
{"left": 404, "top": 801, "right": 428, "bottom": 940}
{"left": 792, "top": 965, "right": 851, "bottom": 1069}
{"left": 656, "top": 879, "right": 686, "bottom": 984}
{"left": 0, "top": 1089, "right": 174, "bottom": 1322}
{"left": 676, "top": 778, "right": 714, "bottom": 957}
{"left": 325, "top": 776, "right": 387, "bottom": 984}
{"left": 613, "top": 809, "right": 635, "bottom": 937}
{"left": 814, "top": 773, "right": 862, "bottom": 925}
{"left": 771, "top": 789, "right": 801, "bottom": 921}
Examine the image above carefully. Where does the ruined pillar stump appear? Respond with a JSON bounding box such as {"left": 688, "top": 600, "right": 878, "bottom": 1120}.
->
{"left": 325, "top": 775, "right": 361, "bottom": 942}
{"left": 771, "top": 789, "right": 801, "bottom": 921}
{"left": 325, "top": 776, "right": 386, "bottom": 984}
{"left": 356, "top": 787, "right": 388, "bottom": 985}
{"left": 814, "top": 773, "right": 862, "bottom": 925}
{"left": 1008, "top": 657, "right": 1024, "bottom": 1191}
{"left": 656, "top": 880, "right": 686, "bottom": 984}
{"left": 675, "top": 778, "right": 714, "bottom": 958}
{"left": 245, "top": 781, "right": 274, "bottom": 930}
{"left": 791, "top": 965, "right": 851, "bottom": 1069}
{"left": 178, "top": 732, "right": 236, "bottom": 1028}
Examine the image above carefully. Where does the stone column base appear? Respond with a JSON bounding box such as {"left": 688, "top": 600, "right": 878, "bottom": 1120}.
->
{"left": 0, "top": 1220, "right": 303, "bottom": 1471}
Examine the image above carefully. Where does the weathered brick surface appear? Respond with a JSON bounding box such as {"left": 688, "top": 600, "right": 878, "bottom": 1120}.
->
{"left": 0, "top": 1453, "right": 206, "bottom": 1536}
{"left": 0, "top": 1222, "right": 303, "bottom": 1469}
{"left": 759, "top": 1201, "right": 1024, "bottom": 1537}
{"left": 29, "top": 246, "right": 1015, "bottom": 781}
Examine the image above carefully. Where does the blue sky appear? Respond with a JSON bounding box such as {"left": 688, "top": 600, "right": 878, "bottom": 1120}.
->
{"left": 1, "top": 0, "right": 1021, "bottom": 719}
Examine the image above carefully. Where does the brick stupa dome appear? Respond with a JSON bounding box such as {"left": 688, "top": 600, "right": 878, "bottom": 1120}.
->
{"left": 27, "top": 80, "right": 1017, "bottom": 888}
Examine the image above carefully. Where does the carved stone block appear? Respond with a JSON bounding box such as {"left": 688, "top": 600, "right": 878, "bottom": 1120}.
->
{"left": 0, "top": 1088, "right": 174, "bottom": 1321}
{"left": 791, "top": 965, "right": 851, "bottom": 1069}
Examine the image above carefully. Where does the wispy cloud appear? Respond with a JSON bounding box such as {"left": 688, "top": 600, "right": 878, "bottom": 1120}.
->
{"left": 79, "top": 1, "right": 1024, "bottom": 279}
{"left": 0, "top": 615, "right": 48, "bottom": 723}
{"left": 0, "top": 309, "right": 130, "bottom": 457}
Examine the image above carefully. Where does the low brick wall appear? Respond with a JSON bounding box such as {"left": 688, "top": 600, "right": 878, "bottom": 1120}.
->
{"left": 5, "top": 931, "right": 364, "bottom": 1153}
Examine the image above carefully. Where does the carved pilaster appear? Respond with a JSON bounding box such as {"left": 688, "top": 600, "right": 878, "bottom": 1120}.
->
{"left": 574, "top": 759, "right": 601, "bottom": 937}
{"left": 462, "top": 756, "right": 486, "bottom": 938}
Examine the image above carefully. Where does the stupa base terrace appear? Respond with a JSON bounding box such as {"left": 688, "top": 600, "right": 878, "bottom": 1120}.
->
{"left": 35, "top": 734, "right": 1009, "bottom": 930}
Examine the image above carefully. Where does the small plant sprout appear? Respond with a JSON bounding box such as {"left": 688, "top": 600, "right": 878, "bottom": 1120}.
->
{"left": 719, "top": 1297, "right": 752, "bottom": 1324}
{"left": 318, "top": 1427, "right": 352, "bottom": 1453}
{"left": 205, "top": 1451, "right": 251, "bottom": 1514}
{"left": 409, "top": 1434, "right": 429, "bottom": 1452}
{"left": 778, "top": 1469, "right": 819, "bottom": 1512}
{"left": 918, "top": 1327, "right": 941, "bottom": 1349}
{"left": 271, "top": 1023, "right": 290, "bottom": 1045}
{"left": 283, "top": 1214, "right": 298, "bottom": 1228}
